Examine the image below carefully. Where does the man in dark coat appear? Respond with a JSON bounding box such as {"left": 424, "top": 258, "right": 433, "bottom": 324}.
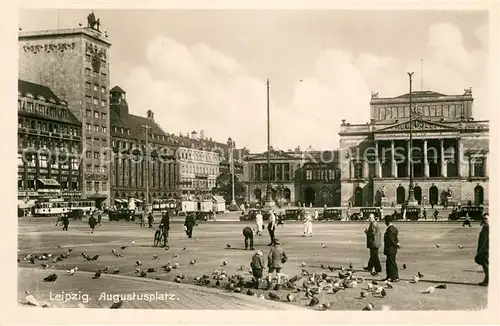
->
{"left": 160, "top": 211, "right": 170, "bottom": 248}
{"left": 88, "top": 214, "right": 96, "bottom": 234}
{"left": 383, "top": 215, "right": 400, "bottom": 282}
{"left": 242, "top": 226, "right": 255, "bottom": 250}
{"left": 148, "top": 212, "right": 154, "bottom": 229}
{"left": 364, "top": 213, "right": 382, "bottom": 276}
{"left": 61, "top": 214, "right": 69, "bottom": 231}
{"left": 476, "top": 213, "right": 489, "bottom": 286}
{"left": 184, "top": 213, "right": 196, "bottom": 239}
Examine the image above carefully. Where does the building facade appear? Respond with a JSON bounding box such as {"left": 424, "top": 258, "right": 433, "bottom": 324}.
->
{"left": 18, "top": 79, "right": 83, "bottom": 200}
{"left": 109, "top": 86, "right": 177, "bottom": 203}
{"left": 175, "top": 147, "right": 220, "bottom": 194}
{"left": 243, "top": 149, "right": 341, "bottom": 207}
{"left": 19, "top": 16, "right": 112, "bottom": 208}
{"left": 339, "top": 89, "right": 489, "bottom": 207}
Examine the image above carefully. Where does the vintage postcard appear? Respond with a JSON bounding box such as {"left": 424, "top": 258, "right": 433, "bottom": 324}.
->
{"left": 2, "top": 0, "right": 499, "bottom": 325}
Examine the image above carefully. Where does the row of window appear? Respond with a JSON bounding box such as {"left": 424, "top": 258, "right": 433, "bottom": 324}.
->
{"left": 18, "top": 99, "right": 69, "bottom": 118}
{"left": 179, "top": 177, "right": 216, "bottom": 189}
{"left": 19, "top": 117, "right": 80, "bottom": 136}
{"left": 113, "top": 127, "right": 131, "bottom": 136}
{"left": 85, "top": 54, "right": 107, "bottom": 67}
{"left": 18, "top": 153, "right": 80, "bottom": 169}
{"left": 85, "top": 83, "right": 107, "bottom": 95}
{"left": 181, "top": 163, "right": 218, "bottom": 176}
{"left": 254, "top": 163, "right": 291, "bottom": 181}
{"left": 18, "top": 179, "right": 79, "bottom": 191}
{"left": 85, "top": 68, "right": 107, "bottom": 80}
{"left": 85, "top": 151, "right": 110, "bottom": 160}
{"left": 86, "top": 164, "right": 107, "bottom": 174}
{"left": 378, "top": 104, "right": 464, "bottom": 120}
{"left": 178, "top": 150, "right": 219, "bottom": 163}
{"left": 304, "top": 169, "right": 340, "bottom": 181}
{"left": 85, "top": 109, "right": 107, "bottom": 120}
{"left": 85, "top": 123, "right": 108, "bottom": 133}
{"left": 86, "top": 181, "right": 108, "bottom": 192}
{"left": 85, "top": 96, "right": 107, "bottom": 107}
{"left": 86, "top": 136, "right": 107, "bottom": 147}
{"left": 19, "top": 137, "right": 80, "bottom": 153}
{"left": 111, "top": 158, "right": 175, "bottom": 189}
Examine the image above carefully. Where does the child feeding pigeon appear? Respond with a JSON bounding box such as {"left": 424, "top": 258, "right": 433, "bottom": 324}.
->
{"left": 250, "top": 250, "right": 265, "bottom": 289}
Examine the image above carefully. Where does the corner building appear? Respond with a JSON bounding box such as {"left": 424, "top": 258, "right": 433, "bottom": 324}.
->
{"left": 19, "top": 24, "right": 112, "bottom": 208}
{"left": 339, "top": 89, "right": 489, "bottom": 207}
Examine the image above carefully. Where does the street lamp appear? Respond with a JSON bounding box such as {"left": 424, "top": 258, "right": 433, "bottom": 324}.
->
{"left": 227, "top": 137, "right": 236, "bottom": 205}
{"left": 406, "top": 72, "right": 418, "bottom": 207}
{"left": 265, "top": 78, "right": 275, "bottom": 207}
{"left": 141, "top": 124, "right": 152, "bottom": 208}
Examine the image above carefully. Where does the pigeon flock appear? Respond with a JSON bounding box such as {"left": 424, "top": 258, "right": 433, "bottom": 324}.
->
{"left": 18, "top": 237, "right": 456, "bottom": 310}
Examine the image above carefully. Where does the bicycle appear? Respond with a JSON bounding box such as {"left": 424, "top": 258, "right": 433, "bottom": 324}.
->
{"left": 153, "top": 224, "right": 169, "bottom": 248}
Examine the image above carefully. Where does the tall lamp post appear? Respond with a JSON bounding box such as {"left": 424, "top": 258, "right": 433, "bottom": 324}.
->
{"left": 265, "top": 78, "right": 275, "bottom": 207}
{"left": 227, "top": 137, "right": 236, "bottom": 205}
{"left": 406, "top": 72, "right": 418, "bottom": 207}
{"left": 141, "top": 124, "right": 152, "bottom": 209}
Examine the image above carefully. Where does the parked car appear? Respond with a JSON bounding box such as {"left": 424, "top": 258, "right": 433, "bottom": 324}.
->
{"left": 321, "top": 208, "right": 342, "bottom": 221}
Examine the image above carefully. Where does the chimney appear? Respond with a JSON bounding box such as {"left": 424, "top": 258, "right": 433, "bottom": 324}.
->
{"left": 341, "top": 119, "right": 346, "bottom": 125}
{"left": 200, "top": 130, "right": 205, "bottom": 140}
{"left": 146, "top": 109, "right": 154, "bottom": 121}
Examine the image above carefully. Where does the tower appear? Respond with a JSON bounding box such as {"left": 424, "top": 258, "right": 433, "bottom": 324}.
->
{"left": 18, "top": 12, "right": 112, "bottom": 208}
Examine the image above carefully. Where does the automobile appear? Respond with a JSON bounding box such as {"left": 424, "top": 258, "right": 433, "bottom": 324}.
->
{"left": 321, "top": 208, "right": 342, "bottom": 221}
{"left": 449, "top": 206, "right": 484, "bottom": 221}
{"left": 404, "top": 206, "right": 421, "bottom": 220}
{"left": 284, "top": 208, "right": 304, "bottom": 221}
{"left": 349, "top": 212, "right": 362, "bottom": 221}
{"left": 239, "top": 208, "right": 259, "bottom": 221}
{"left": 360, "top": 207, "right": 382, "bottom": 220}
{"left": 108, "top": 209, "right": 134, "bottom": 221}
{"left": 68, "top": 209, "right": 84, "bottom": 220}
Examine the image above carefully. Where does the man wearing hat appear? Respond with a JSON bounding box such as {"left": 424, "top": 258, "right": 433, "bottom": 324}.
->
{"left": 383, "top": 215, "right": 400, "bottom": 282}
{"left": 475, "top": 213, "right": 489, "bottom": 286}
{"left": 364, "top": 213, "right": 382, "bottom": 276}
{"left": 267, "top": 239, "right": 288, "bottom": 290}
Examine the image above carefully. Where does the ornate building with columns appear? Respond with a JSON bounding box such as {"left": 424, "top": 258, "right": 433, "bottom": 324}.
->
{"left": 339, "top": 89, "right": 489, "bottom": 207}
{"left": 243, "top": 149, "right": 341, "bottom": 207}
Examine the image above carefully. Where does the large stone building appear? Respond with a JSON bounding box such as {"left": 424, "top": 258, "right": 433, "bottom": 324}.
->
{"left": 339, "top": 89, "right": 489, "bottom": 207}
{"left": 18, "top": 16, "right": 112, "bottom": 208}
{"left": 243, "top": 149, "right": 341, "bottom": 207}
{"left": 109, "top": 86, "right": 177, "bottom": 203}
{"left": 18, "top": 79, "right": 83, "bottom": 200}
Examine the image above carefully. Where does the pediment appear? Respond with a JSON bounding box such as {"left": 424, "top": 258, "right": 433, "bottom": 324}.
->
{"left": 375, "top": 119, "right": 460, "bottom": 133}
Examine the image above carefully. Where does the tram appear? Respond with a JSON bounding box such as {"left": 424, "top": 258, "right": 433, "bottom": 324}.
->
{"left": 34, "top": 198, "right": 96, "bottom": 217}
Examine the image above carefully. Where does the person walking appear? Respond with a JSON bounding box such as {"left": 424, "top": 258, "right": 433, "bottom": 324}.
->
{"left": 88, "top": 214, "right": 96, "bottom": 234}
{"left": 463, "top": 213, "right": 472, "bottom": 227}
{"left": 97, "top": 211, "right": 102, "bottom": 226}
{"left": 363, "top": 213, "right": 382, "bottom": 276}
{"left": 242, "top": 226, "right": 255, "bottom": 250}
{"left": 61, "top": 214, "right": 69, "bottom": 231}
{"left": 255, "top": 210, "right": 264, "bottom": 236}
{"left": 475, "top": 213, "right": 489, "bottom": 286}
{"left": 303, "top": 212, "right": 313, "bottom": 237}
{"left": 184, "top": 213, "right": 196, "bottom": 239}
{"left": 383, "top": 215, "right": 400, "bottom": 282}
{"left": 267, "top": 210, "right": 277, "bottom": 246}
{"left": 266, "top": 239, "right": 288, "bottom": 290}
{"left": 148, "top": 212, "right": 154, "bottom": 229}
{"left": 250, "top": 250, "right": 265, "bottom": 289}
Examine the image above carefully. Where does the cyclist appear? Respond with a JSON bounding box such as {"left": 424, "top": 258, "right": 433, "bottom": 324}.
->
{"left": 159, "top": 211, "right": 170, "bottom": 248}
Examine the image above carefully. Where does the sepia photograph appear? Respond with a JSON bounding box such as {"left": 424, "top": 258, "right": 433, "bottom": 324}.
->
{"left": 13, "top": 5, "right": 493, "bottom": 315}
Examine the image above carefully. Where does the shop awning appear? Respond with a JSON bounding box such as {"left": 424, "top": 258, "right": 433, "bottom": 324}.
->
{"left": 38, "top": 178, "right": 60, "bottom": 187}
{"left": 212, "top": 196, "right": 226, "bottom": 204}
{"left": 18, "top": 200, "right": 35, "bottom": 209}
{"left": 130, "top": 198, "right": 143, "bottom": 203}
{"left": 114, "top": 199, "right": 126, "bottom": 203}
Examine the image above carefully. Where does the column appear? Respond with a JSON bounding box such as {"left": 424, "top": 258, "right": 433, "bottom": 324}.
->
{"left": 391, "top": 140, "right": 396, "bottom": 177}
{"left": 457, "top": 138, "right": 462, "bottom": 177}
{"left": 282, "top": 164, "right": 285, "bottom": 181}
{"left": 484, "top": 156, "right": 488, "bottom": 178}
{"left": 363, "top": 159, "right": 369, "bottom": 179}
{"left": 259, "top": 163, "right": 263, "bottom": 181}
{"left": 375, "top": 141, "right": 380, "bottom": 178}
{"left": 349, "top": 160, "right": 353, "bottom": 179}
{"left": 406, "top": 140, "right": 411, "bottom": 177}
{"left": 440, "top": 139, "right": 447, "bottom": 177}
{"left": 423, "top": 139, "right": 429, "bottom": 177}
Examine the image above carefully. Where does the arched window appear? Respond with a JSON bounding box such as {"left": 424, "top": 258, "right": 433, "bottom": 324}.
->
{"left": 353, "top": 161, "right": 363, "bottom": 179}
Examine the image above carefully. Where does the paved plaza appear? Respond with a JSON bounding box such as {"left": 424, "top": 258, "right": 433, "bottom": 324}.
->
{"left": 18, "top": 218, "right": 487, "bottom": 310}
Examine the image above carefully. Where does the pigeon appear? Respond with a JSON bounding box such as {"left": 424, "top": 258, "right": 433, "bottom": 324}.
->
{"left": 112, "top": 269, "right": 120, "bottom": 274}
{"left": 41, "top": 263, "right": 49, "bottom": 269}
{"left": 189, "top": 260, "right": 197, "bottom": 266}
{"left": 152, "top": 255, "right": 159, "bottom": 260}
{"left": 386, "top": 281, "right": 393, "bottom": 289}
{"left": 29, "top": 257, "right": 35, "bottom": 264}
{"left": 120, "top": 246, "right": 127, "bottom": 250}
{"left": 173, "top": 262, "right": 179, "bottom": 269}
{"left": 57, "top": 245, "right": 62, "bottom": 248}
{"left": 91, "top": 254, "right": 99, "bottom": 261}
{"left": 458, "top": 245, "right": 464, "bottom": 249}
{"left": 417, "top": 271, "right": 424, "bottom": 278}
{"left": 422, "top": 286, "right": 435, "bottom": 294}
{"left": 93, "top": 270, "right": 101, "bottom": 279}
{"left": 268, "top": 292, "right": 280, "bottom": 301}
{"left": 436, "top": 244, "right": 440, "bottom": 248}
{"left": 135, "top": 268, "right": 141, "bottom": 274}
{"left": 24, "top": 290, "right": 40, "bottom": 306}
{"left": 67, "top": 267, "right": 78, "bottom": 275}
{"left": 402, "top": 264, "right": 407, "bottom": 270}
{"left": 68, "top": 249, "right": 73, "bottom": 252}
{"left": 43, "top": 274, "right": 57, "bottom": 282}
{"left": 140, "top": 271, "right": 147, "bottom": 277}
{"left": 215, "top": 280, "right": 221, "bottom": 287}
{"left": 173, "top": 253, "right": 179, "bottom": 258}
{"left": 222, "top": 261, "right": 228, "bottom": 266}
{"left": 110, "top": 300, "right": 123, "bottom": 309}
{"left": 246, "top": 289, "right": 255, "bottom": 296}
{"left": 413, "top": 276, "right": 420, "bottom": 283}
{"left": 103, "top": 265, "right": 110, "bottom": 273}
{"left": 155, "top": 277, "right": 161, "bottom": 280}
{"left": 175, "top": 277, "right": 182, "bottom": 283}
{"left": 238, "top": 265, "right": 245, "bottom": 271}
{"left": 286, "top": 293, "right": 295, "bottom": 302}
{"left": 359, "top": 291, "right": 368, "bottom": 299}
{"left": 321, "top": 243, "right": 327, "bottom": 248}
{"left": 321, "top": 301, "right": 331, "bottom": 309}
{"left": 308, "top": 297, "right": 320, "bottom": 306}
{"left": 226, "top": 244, "right": 231, "bottom": 248}
{"left": 234, "top": 287, "right": 242, "bottom": 293}
{"left": 380, "top": 288, "right": 387, "bottom": 297}
{"left": 136, "top": 260, "right": 143, "bottom": 266}
{"left": 147, "top": 268, "right": 156, "bottom": 273}
{"left": 183, "top": 246, "right": 187, "bottom": 250}
{"left": 349, "top": 263, "right": 353, "bottom": 270}
{"left": 301, "top": 262, "right": 306, "bottom": 267}
{"left": 259, "top": 294, "right": 265, "bottom": 300}
{"left": 131, "top": 240, "right": 136, "bottom": 245}
{"left": 362, "top": 303, "right": 375, "bottom": 311}
{"left": 436, "top": 284, "right": 447, "bottom": 289}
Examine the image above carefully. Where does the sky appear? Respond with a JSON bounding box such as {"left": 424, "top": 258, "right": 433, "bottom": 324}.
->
{"left": 19, "top": 9, "right": 489, "bottom": 152}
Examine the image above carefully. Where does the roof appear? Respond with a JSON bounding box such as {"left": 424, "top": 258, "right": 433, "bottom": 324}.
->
{"left": 396, "top": 91, "right": 447, "bottom": 98}
{"left": 110, "top": 85, "right": 126, "bottom": 93}
{"left": 18, "top": 79, "right": 61, "bottom": 103}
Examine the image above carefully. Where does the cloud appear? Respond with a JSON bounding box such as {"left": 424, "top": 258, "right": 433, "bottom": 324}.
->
{"left": 117, "top": 22, "right": 488, "bottom": 152}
